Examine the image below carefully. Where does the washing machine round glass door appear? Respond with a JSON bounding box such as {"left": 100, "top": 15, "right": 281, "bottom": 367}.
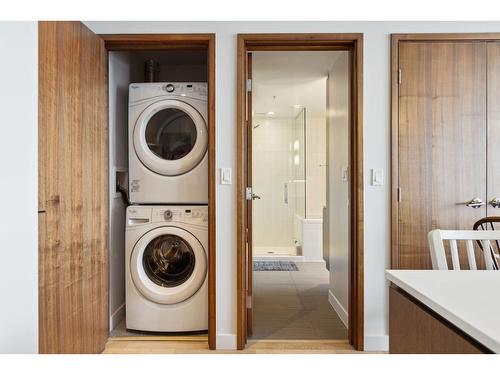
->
{"left": 133, "top": 99, "right": 207, "bottom": 176}
{"left": 130, "top": 226, "right": 207, "bottom": 304}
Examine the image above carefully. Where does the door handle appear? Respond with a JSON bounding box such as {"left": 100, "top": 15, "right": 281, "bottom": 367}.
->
{"left": 459, "top": 197, "right": 486, "bottom": 209}
{"left": 251, "top": 193, "right": 261, "bottom": 200}
{"left": 490, "top": 197, "right": 500, "bottom": 208}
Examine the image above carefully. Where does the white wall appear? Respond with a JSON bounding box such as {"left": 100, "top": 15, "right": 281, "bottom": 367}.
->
{"left": 327, "top": 52, "right": 350, "bottom": 327}
{"left": 108, "top": 51, "right": 138, "bottom": 330}
{"left": 3, "top": 21, "right": 500, "bottom": 352}
{"left": 0, "top": 22, "right": 38, "bottom": 353}
{"left": 306, "top": 113, "right": 327, "bottom": 218}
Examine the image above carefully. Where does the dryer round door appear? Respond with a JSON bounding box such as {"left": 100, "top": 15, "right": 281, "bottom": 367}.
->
{"left": 133, "top": 99, "right": 207, "bottom": 176}
{"left": 130, "top": 226, "right": 207, "bottom": 305}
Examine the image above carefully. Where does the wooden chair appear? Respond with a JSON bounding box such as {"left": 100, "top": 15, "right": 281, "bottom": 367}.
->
{"left": 473, "top": 217, "right": 500, "bottom": 270}
{"left": 428, "top": 230, "right": 500, "bottom": 270}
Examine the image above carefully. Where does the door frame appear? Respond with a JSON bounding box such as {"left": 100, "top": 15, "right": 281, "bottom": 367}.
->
{"left": 390, "top": 33, "right": 500, "bottom": 269}
{"left": 99, "top": 33, "right": 216, "bottom": 350}
{"left": 236, "top": 33, "right": 365, "bottom": 351}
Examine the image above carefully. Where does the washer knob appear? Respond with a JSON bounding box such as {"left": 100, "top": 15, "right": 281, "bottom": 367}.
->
{"left": 165, "top": 84, "right": 175, "bottom": 93}
{"left": 164, "top": 210, "right": 173, "bottom": 221}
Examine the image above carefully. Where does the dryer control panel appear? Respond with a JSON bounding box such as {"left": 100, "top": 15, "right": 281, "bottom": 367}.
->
{"left": 129, "top": 82, "right": 207, "bottom": 102}
{"left": 162, "top": 83, "right": 207, "bottom": 97}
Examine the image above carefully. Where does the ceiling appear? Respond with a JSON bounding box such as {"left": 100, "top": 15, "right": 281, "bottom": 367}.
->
{"left": 252, "top": 51, "right": 344, "bottom": 118}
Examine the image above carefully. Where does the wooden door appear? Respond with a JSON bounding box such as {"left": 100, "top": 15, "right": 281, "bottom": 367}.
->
{"left": 246, "top": 53, "right": 254, "bottom": 337}
{"left": 396, "top": 41, "right": 487, "bottom": 269}
{"left": 487, "top": 42, "right": 500, "bottom": 216}
{"left": 38, "top": 21, "right": 108, "bottom": 353}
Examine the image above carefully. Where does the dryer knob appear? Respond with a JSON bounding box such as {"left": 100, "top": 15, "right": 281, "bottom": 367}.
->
{"left": 165, "top": 84, "right": 175, "bottom": 93}
{"left": 164, "top": 210, "right": 173, "bottom": 221}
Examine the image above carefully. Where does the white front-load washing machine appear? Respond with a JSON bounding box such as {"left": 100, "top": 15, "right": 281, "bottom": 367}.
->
{"left": 125, "top": 205, "right": 208, "bottom": 332}
{"left": 129, "top": 82, "right": 208, "bottom": 204}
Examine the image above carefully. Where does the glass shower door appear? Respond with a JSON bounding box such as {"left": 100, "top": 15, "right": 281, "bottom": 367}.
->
{"left": 288, "top": 108, "right": 306, "bottom": 255}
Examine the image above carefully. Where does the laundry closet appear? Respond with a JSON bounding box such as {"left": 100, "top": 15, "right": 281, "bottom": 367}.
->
{"left": 38, "top": 22, "right": 216, "bottom": 354}
{"left": 108, "top": 48, "right": 210, "bottom": 338}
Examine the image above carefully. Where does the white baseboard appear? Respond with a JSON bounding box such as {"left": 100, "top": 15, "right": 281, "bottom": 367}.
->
{"left": 109, "top": 303, "right": 125, "bottom": 331}
{"left": 216, "top": 333, "right": 237, "bottom": 350}
{"left": 328, "top": 290, "right": 348, "bottom": 328}
{"left": 364, "top": 334, "right": 389, "bottom": 352}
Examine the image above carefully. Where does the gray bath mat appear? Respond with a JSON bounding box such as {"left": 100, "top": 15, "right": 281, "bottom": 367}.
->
{"left": 253, "top": 260, "right": 298, "bottom": 271}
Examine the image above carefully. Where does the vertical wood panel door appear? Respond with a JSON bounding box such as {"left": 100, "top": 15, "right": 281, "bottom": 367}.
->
{"left": 397, "top": 42, "right": 487, "bottom": 269}
{"left": 246, "top": 52, "right": 254, "bottom": 337}
{"left": 38, "top": 21, "right": 108, "bottom": 353}
{"left": 487, "top": 42, "right": 500, "bottom": 216}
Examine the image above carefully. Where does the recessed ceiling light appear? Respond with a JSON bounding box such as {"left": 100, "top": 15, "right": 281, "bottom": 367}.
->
{"left": 267, "top": 111, "right": 275, "bottom": 115}
{"left": 293, "top": 104, "right": 303, "bottom": 108}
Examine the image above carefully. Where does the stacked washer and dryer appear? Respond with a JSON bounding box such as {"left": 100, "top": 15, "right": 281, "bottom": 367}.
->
{"left": 126, "top": 82, "right": 209, "bottom": 332}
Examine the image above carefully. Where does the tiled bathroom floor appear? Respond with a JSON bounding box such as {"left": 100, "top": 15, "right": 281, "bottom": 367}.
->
{"left": 251, "top": 261, "right": 348, "bottom": 340}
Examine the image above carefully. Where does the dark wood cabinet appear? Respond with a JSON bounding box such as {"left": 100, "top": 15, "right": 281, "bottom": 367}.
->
{"left": 389, "top": 286, "right": 490, "bottom": 354}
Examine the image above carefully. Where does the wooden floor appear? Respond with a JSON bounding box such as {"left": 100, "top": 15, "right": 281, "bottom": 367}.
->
{"left": 103, "top": 338, "right": 357, "bottom": 354}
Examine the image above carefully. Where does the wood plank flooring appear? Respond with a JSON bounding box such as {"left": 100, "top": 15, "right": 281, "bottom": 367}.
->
{"left": 103, "top": 339, "right": 356, "bottom": 354}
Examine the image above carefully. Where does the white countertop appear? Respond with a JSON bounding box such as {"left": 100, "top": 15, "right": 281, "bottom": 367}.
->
{"left": 386, "top": 270, "right": 500, "bottom": 353}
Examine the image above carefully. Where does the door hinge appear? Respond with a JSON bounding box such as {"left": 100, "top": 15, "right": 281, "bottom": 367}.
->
{"left": 397, "top": 187, "right": 402, "bottom": 202}
{"left": 245, "top": 228, "right": 249, "bottom": 243}
{"left": 246, "top": 295, "right": 252, "bottom": 308}
{"left": 245, "top": 187, "right": 252, "bottom": 200}
{"left": 398, "top": 69, "right": 402, "bottom": 85}
{"left": 246, "top": 78, "right": 252, "bottom": 92}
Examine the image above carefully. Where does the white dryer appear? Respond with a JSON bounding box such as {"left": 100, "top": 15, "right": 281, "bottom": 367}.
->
{"left": 129, "top": 82, "right": 208, "bottom": 204}
{"left": 125, "top": 205, "right": 208, "bottom": 332}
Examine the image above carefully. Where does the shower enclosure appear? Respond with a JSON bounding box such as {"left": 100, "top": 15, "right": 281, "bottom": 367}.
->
{"left": 252, "top": 107, "right": 307, "bottom": 257}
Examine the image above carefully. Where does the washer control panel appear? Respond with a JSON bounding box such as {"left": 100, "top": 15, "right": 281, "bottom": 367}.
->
{"left": 163, "top": 210, "right": 173, "bottom": 221}
{"left": 126, "top": 206, "right": 152, "bottom": 227}
{"left": 152, "top": 206, "right": 208, "bottom": 225}
{"left": 127, "top": 206, "right": 208, "bottom": 227}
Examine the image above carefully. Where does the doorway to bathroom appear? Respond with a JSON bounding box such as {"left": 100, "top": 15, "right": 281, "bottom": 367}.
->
{"left": 236, "top": 34, "right": 364, "bottom": 351}
{"left": 251, "top": 52, "right": 329, "bottom": 261}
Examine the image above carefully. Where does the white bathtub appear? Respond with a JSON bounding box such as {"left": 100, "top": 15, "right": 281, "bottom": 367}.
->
{"left": 295, "top": 215, "right": 324, "bottom": 261}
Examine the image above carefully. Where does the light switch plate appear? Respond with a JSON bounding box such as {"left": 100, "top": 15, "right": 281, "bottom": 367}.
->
{"left": 342, "top": 166, "right": 349, "bottom": 182}
{"left": 220, "top": 167, "right": 232, "bottom": 185}
{"left": 372, "top": 168, "right": 384, "bottom": 186}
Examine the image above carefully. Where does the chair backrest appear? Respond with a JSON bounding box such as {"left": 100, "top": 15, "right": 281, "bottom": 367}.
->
{"left": 473, "top": 217, "right": 500, "bottom": 267}
{"left": 428, "top": 230, "right": 500, "bottom": 270}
